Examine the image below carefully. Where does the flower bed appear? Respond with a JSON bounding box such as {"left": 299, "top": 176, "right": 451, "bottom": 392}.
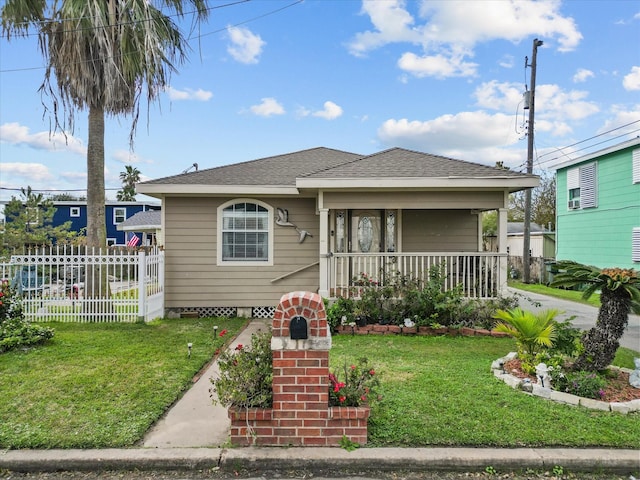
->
{"left": 335, "top": 324, "right": 509, "bottom": 337}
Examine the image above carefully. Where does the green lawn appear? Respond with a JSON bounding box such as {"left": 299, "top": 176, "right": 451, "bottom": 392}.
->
{"left": 331, "top": 335, "right": 639, "bottom": 448}
{"left": 1, "top": 319, "right": 638, "bottom": 449}
{"left": 509, "top": 280, "right": 601, "bottom": 307}
{"left": 0, "top": 318, "right": 248, "bottom": 449}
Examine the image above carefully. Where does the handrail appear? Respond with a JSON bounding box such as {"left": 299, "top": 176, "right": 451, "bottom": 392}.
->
{"left": 270, "top": 261, "right": 320, "bottom": 283}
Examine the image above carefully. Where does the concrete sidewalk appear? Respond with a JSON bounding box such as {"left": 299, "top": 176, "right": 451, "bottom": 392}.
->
{"left": 142, "top": 318, "right": 271, "bottom": 448}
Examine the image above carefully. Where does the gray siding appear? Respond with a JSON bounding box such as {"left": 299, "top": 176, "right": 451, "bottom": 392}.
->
{"left": 164, "top": 197, "right": 319, "bottom": 308}
{"left": 402, "top": 210, "right": 478, "bottom": 252}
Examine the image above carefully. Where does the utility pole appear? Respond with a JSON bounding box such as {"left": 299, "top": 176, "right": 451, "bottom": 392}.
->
{"left": 523, "top": 38, "right": 543, "bottom": 284}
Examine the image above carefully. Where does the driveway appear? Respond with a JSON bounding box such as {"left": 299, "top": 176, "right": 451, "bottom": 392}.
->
{"left": 509, "top": 287, "right": 640, "bottom": 352}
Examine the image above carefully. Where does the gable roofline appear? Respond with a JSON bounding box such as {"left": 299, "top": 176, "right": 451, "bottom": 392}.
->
{"left": 550, "top": 137, "right": 640, "bottom": 171}
{"left": 137, "top": 146, "right": 539, "bottom": 197}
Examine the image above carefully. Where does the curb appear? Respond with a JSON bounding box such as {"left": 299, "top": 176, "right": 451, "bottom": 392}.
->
{"left": 1, "top": 447, "right": 639, "bottom": 475}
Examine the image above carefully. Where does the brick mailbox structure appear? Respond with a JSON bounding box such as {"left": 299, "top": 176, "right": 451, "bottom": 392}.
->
{"left": 228, "top": 291, "right": 370, "bottom": 446}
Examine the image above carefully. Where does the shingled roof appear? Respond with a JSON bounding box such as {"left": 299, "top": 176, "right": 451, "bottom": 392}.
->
{"left": 140, "top": 147, "right": 362, "bottom": 186}
{"left": 137, "top": 146, "right": 538, "bottom": 196}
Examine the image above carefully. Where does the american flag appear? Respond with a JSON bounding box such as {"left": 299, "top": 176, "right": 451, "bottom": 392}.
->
{"left": 127, "top": 233, "right": 140, "bottom": 247}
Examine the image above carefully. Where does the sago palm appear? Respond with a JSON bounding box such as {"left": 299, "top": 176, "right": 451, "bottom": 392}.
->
{"left": 551, "top": 261, "right": 640, "bottom": 371}
{"left": 493, "top": 307, "right": 558, "bottom": 358}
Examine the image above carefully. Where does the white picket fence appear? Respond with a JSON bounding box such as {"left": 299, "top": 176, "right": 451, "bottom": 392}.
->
{"left": 1, "top": 245, "right": 164, "bottom": 323}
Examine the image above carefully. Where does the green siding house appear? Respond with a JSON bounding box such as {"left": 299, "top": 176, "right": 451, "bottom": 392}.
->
{"left": 552, "top": 137, "right": 640, "bottom": 270}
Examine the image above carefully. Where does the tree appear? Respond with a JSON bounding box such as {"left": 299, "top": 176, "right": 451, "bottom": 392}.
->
{"left": 117, "top": 165, "right": 141, "bottom": 201}
{"left": 509, "top": 172, "right": 556, "bottom": 230}
{"left": 1, "top": 187, "right": 80, "bottom": 255}
{"left": 551, "top": 261, "right": 640, "bottom": 371}
{"left": 1, "top": 1, "right": 209, "bottom": 249}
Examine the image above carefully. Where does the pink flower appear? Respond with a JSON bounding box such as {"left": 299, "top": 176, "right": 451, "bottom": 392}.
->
{"left": 351, "top": 365, "right": 356, "bottom": 370}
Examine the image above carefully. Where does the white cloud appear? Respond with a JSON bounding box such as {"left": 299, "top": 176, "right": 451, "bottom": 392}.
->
{"left": 250, "top": 98, "right": 285, "bottom": 117}
{"left": 0, "top": 122, "right": 85, "bottom": 155}
{"left": 349, "top": 0, "right": 583, "bottom": 79}
{"left": 378, "top": 111, "right": 525, "bottom": 167}
{"left": 573, "top": 68, "right": 594, "bottom": 83}
{"left": 598, "top": 104, "right": 640, "bottom": 136}
{"left": 0, "top": 162, "right": 55, "bottom": 183}
{"left": 398, "top": 50, "right": 477, "bottom": 78}
{"left": 312, "top": 101, "right": 344, "bottom": 120}
{"left": 473, "top": 81, "right": 525, "bottom": 112}
{"left": 622, "top": 66, "right": 640, "bottom": 91}
{"left": 499, "top": 54, "right": 515, "bottom": 69}
{"left": 535, "top": 84, "right": 599, "bottom": 122}
{"left": 112, "top": 149, "right": 153, "bottom": 165}
{"left": 166, "top": 87, "right": 213, "bottom": 101}
{"left": 227, "top": 25, "right": 265, "bottom": 64}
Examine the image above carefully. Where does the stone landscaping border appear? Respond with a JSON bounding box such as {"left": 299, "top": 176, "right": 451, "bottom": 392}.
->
{"left": 491, "top": 352, "right": 640, "bottom": 414}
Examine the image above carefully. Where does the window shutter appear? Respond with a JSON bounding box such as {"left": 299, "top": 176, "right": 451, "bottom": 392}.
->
{"left": 633, "top": 228, "right": 640, "bottom": 263}
{"left": 633, "top": 149, "right": 640, "bottom": 184}
{"left": 567, "top": 167, "right": 580, "bottom": 190}
{"left": 579, "top": 163, "right": 597, "bottom": 208}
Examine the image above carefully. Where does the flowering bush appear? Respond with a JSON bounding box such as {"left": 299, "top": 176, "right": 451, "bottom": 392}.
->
{"left": 329, "top": 357, "right": 380, "bottom": 407}
{"left": 210, "top": 331, "right": 273, "bottom": 408}
{"left": 0, "top": 279, "right": 54, "bottom": 353}
{"left": 549, "top": 367, "right": 607, "bottom": 400}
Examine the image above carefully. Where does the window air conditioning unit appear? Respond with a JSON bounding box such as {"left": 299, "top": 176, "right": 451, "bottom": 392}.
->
{"left": 568, "top": 199, "right": 580, "bottom": 209}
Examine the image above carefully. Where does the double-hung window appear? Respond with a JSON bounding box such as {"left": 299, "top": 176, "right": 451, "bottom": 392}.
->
{"left": 219, "top": 201, "right": 272, "bottom": 264}
{"left": 567, "top": 162, "right": 597, "bottom": 209}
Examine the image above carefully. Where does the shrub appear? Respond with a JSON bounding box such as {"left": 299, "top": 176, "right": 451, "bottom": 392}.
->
{"left": 549, "top": 368, "right": 607, "bottom": 400}
{"left": 210, "top": 331, "right": 273, "bottom": 408}
{"left": 0, "top": 279, "right": 54, "bottom": 353}
{"left": 329, "top": 357, "right": 380, "bottom": 407}
{"left": 326, "top": 296, "right": 356, "bottom": 332}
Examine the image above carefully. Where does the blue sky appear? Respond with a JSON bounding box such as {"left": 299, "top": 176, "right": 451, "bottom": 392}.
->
{"left": 0, "top": 0, "right": 639, "bottom": 203}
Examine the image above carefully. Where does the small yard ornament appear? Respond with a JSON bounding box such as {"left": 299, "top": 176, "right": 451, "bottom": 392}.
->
{"left": 630, "top": 358, "right": 640, "bottom": 389}
{"left": 535, "top": 362, "right": 552, "bottom": 389}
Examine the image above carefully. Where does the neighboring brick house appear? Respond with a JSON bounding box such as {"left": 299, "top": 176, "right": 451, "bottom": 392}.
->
{"left": 551, "top": 137, "right": 640, "bottom": 270}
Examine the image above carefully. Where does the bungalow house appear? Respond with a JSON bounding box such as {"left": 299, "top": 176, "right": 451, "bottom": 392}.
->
{"left": 551, "top": 137, "right": 640, "bottom": 270}
{"left": 137, "top": 147, "right": 538, "bottom": 318}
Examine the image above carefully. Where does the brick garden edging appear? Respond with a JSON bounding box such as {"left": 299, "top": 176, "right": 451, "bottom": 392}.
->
{"left": 491, "top": 352, "right": 640, "bottom": 414}
{"left": 335, "top": 324, "right": 510, "bottom": 337}
{"left": 228, "top": 291, "right": 370, "bottom": 446}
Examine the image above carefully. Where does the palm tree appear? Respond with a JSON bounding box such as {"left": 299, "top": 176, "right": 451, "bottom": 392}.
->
{"left": 1, "top": 1, "right": 209, "bottom": 249}
{"left": 493, "top": 307, "right": 558, "bottom": 358}
{"left": 117, "top": 165, "right": 141, "bottom": 201}
{"left": 551, "top": 261, "right": 640, "bottom": 371}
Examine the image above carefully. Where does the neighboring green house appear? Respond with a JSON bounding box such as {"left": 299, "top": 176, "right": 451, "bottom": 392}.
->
{"left": 551, "top": 137, "right": 640, "bottom": 270}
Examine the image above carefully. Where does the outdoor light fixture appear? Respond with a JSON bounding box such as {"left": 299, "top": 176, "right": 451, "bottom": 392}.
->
{"left": 188, "top": 342, "right": 193, "bottom": 358}
{"left": 214, "top": 325, "right": 218, "bottom": 335}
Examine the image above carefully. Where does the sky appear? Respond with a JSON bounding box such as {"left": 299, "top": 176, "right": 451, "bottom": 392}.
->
{"left": 0, "top": 0, "right": 639, "bottom": 204}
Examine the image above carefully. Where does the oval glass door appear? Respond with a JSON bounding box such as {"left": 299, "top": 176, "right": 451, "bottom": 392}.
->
{"left": 350, "top": 211, "right": 381, "bottom": 253}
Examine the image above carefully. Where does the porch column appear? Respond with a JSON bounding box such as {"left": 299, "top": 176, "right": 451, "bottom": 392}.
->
{"left": 497, "top": 208, "right": 508, "bottom": 294}
{"left": 318, "top": 207, "right": 330, "bottom": 298}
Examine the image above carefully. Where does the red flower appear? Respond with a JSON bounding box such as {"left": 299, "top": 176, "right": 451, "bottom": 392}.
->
{"left": 219, "top": 329, "right": 228, "bottom": 337}
{"left": 339, "top": 396, "right": 346, "bottom": 403}
{"left": 350, "top": 365, "right": 356, "bottom": 370}
{"left": 235, "top": 344, "right": 243, "bottom": 350}
{"left": 361, "top": 395, "right": 367, "bottom": 402}
{"left": 369, "top": 369, "right": 375, "bottom": 375}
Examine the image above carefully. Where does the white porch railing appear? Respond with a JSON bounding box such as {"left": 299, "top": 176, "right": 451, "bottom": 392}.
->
{"left": 3, "top": 245, "right": 164, "bottom": 323}
{"left": 329, "top": 252, "right": 506, "bottom": 299}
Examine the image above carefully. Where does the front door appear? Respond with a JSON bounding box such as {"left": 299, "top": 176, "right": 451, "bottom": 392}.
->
{"left": 350, "top": 210, "right": 382, "bottom": 253}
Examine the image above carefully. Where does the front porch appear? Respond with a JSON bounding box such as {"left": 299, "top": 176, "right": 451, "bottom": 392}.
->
{"left": 326, "top": 252, "right": 507, "bottom": 299}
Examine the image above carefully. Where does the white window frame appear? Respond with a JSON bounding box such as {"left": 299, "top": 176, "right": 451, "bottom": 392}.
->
{"left": 217, "top": 199, "right": 274, "bottom": 266}
{"left": 633, "top": 227, "right": 640, "bottom": 263}
{"left": 70, "top": 207, "right": 80, "bottom": 217}
{"left": 633, "top": 149, "right": 640, "bottom": 184}
{"left": 113, "top": 207, "right": 126, "bottom": 224}
{"left": 566, "top": 162, "right": 597, "bottom": 209}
